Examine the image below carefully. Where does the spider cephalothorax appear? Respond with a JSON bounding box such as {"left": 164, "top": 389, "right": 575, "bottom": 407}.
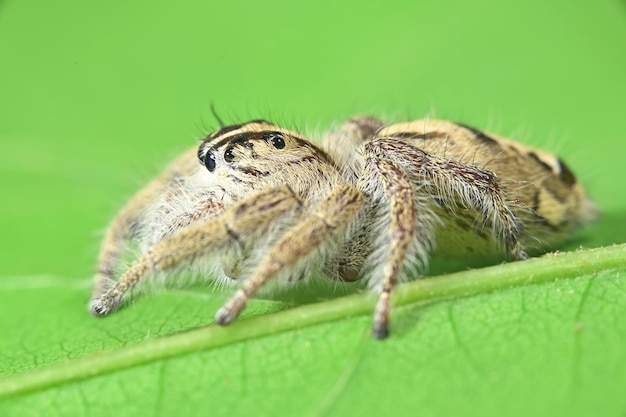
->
{"left": 90, "top": 116, "right": 596, "bottom": 338}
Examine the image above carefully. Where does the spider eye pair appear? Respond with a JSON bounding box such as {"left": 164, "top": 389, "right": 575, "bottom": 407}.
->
{"left": 198, "top": 132, "right": 286, "bottom": 172}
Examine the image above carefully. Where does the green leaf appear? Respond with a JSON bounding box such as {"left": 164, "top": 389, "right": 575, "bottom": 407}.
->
{"left": 1, "top": 245, "right": 625, "bottom": 417}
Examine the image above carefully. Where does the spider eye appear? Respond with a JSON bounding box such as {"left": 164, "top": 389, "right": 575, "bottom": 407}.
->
{"left": 198, "top": 147, "right": 217, "bottom": 172}
{"left": 224, "top": 147, "right": 235, "bottom": 162}
{"left": 270, "top": 133, "right": 285, "bottom": 149}
{"left": 205, "top": 152, "right": 216, "bottom": 172}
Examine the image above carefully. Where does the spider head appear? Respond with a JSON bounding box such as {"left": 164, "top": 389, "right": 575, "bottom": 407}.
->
{"left": 197, "top": 121, "right": 335, "bottom": 178}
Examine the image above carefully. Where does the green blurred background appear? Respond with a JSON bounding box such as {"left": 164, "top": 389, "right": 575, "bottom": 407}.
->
{"left": 1, "top": 0, "right": 624, "bottom": 278}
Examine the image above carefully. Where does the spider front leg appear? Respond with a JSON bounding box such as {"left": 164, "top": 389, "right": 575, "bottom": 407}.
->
{"left": 89, "top": 185, "right": 301, "bottom": 316}
{"left": 215, "top": 184, "right": 364, "bottom": 326}
{"left": 92, "top": 148, "right": 199, "bottom": 298}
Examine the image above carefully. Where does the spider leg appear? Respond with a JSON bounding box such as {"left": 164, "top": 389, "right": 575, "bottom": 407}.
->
{"left": 89, "top": 185, "right": 301, "bottom": 316}
{"left": 360, "top": 156, "right": 421, "bottom": 339}
{"left": 92, "top": 148, "right": 199, "bottom": 298}
{"left": 320, "top": 116, "right": 384, "bottom": 172}
{"left": 214, "top": 184, "right": 364, "bottom": 326}
{"left": 368, "top": 138, "right": 529, "bottom": 260}
{"left": 323, "top": 116, "right": 384, "bottom": 143}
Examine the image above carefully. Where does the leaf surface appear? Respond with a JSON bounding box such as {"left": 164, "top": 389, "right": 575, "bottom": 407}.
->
{"left": 1, "top": 246, "right": 625, "bottom": 417}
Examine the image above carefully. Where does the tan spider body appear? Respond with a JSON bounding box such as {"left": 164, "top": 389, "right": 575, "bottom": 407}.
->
{"left": 90, "top": 116, "right": 596, "bottom": 338}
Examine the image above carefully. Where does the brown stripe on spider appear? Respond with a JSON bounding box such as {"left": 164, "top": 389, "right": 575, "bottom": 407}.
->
{"left": 292, "top": 137, "right": 336, "bottom": 165}
{"left": 529, "top": 189, "right": 567, "bottom": 230}
{"left": 527, "top": 151, "right": 554, "bottom": 173}
{"left": 542, "top": 176, "right": 572, "bottom": 204}
{"left": 212, "top": 130, "right": 271, "bottom": 149}
{"left": 526, "top": 153, "right": 575, "bottom": 203}
{"left": 557, "top": 158, "right": 577, "bottom": 187}
{"left": 386, "top": 131, "right": 451, "bottom": 140}
{"left": 199, "top": 121, "right": 275, "bottom": 157}
{"left": 455, "top": 123, "right": 501, "bottom": 147}
{"left": 208, "top": 119, "right": 272, "bottom": 140}
{"left": 232, "top": 165, "right": 271, "bottom": 177}
{"left": 364, "top": 139, "right": 430, "bottom": 166}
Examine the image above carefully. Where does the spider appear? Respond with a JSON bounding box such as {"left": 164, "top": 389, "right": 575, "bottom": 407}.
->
{"left": 89, "top": 116, "right": 597, "bottom": 339}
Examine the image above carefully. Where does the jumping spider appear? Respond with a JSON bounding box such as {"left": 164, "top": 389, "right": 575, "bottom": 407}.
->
{"left": 90, "top": 116, "right": 596, "bottom": 339}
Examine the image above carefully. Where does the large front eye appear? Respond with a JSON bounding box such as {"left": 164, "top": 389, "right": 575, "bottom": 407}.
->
{"left": 205, "top": 152, "right": 216, "bottom": 172}
{"left": 198, "top": 145, "right": 217, "bottom": 172}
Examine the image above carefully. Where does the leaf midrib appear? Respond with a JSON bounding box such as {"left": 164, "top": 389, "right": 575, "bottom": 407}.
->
{"left": 0, "top": 244, "right": 624, "bottom": 399}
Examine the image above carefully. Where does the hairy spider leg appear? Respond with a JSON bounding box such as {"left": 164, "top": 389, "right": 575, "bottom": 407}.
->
{"left": 90, "top": 186, "right": 301, "bottom": 316}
